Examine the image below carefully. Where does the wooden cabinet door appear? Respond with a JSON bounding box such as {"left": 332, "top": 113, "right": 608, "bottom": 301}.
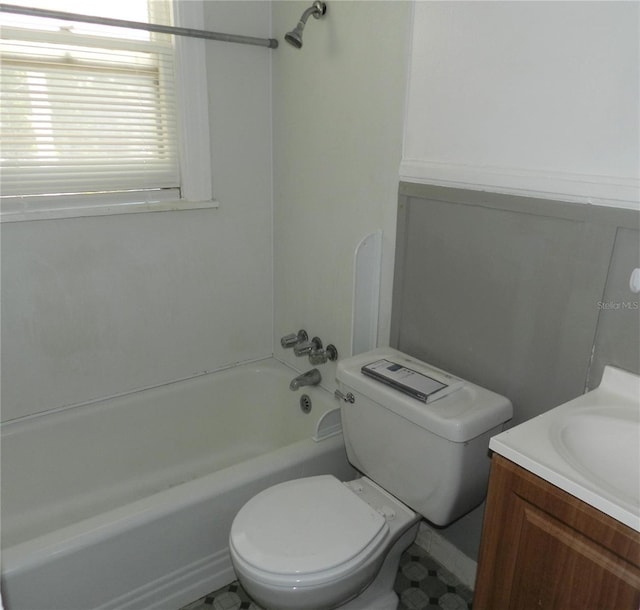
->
{"left": 474, "top": 454, "right": 640, "bottom": 610}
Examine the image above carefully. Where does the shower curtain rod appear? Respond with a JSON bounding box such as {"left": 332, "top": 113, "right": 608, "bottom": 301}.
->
{"left": 0, "top": 3, "right": 279, "bottom": 49}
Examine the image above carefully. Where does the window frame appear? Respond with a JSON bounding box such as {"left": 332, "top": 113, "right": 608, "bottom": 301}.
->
{"left": 0, "top": 0, "right": 216, "bottom": 223}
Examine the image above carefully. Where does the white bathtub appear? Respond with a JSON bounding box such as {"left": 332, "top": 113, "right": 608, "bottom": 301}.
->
{"left": 1, "top": 358, "right": 354, "bottom": 610}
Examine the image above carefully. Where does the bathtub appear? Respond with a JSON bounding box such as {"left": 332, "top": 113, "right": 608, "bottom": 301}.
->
{"left": 1, "top": 358, "right": 355, "bottom": 610}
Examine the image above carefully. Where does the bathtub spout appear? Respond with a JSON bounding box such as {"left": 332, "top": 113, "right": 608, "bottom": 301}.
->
{"left": 289, "top": 368, "right": 322, "bottom": 391}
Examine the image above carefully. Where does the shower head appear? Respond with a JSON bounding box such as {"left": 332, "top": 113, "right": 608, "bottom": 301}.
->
{"left": 284, "top": 1, "right": 327, "bottom": 49}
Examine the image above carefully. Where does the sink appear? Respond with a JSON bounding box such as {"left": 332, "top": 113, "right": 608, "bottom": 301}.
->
{"left": 490, "top": 365, "right": 640, "bottom": 531}
{"left": 554, "top": 405, "right": 640, "bottom": 510}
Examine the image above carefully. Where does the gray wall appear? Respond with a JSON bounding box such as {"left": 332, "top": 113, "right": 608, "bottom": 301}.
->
{"left": 390, "top": 182, "right": 639, "bottom": 559}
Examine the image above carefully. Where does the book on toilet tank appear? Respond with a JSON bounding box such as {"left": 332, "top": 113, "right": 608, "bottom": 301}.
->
{"left": 361, "top": 359, "right": 463, "bottom": 404}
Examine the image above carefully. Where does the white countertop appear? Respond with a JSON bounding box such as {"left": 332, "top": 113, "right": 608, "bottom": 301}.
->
{"left": 490, "top": 365, "right": 640, "bottom": 532}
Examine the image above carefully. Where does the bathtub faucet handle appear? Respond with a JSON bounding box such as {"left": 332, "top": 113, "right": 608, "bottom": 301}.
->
{"left": 308, "top": 344, "right": 338, "bottom": 365}
{"left": 281, "top": 329, "right": 308, "bottom": 349}
{"left": 294, "top": 336, "right": 322, "bottom": 357}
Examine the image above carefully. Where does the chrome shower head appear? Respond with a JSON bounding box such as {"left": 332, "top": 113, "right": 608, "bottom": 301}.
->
{"left": 284, "top": 25, "right": 304, "bottom": 49}
{"left": 284, "top": 1, "right": 327, "bottom": 49}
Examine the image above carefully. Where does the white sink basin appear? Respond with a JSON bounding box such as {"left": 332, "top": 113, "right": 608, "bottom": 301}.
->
{"left": 490, "top": 366, "right": 640, "bottom": 531}
{"left": 555, "top": 405, "right": 639, "bottom": 509}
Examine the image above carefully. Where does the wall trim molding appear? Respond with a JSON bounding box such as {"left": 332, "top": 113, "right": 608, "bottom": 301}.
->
{"left": 399, "top": 159, "right": 639, "bottom": 210}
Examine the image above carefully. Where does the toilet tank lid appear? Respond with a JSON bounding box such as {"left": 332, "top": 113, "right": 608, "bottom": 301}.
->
{"left": 336, "top": 348, "right": 513, "bottom": 442}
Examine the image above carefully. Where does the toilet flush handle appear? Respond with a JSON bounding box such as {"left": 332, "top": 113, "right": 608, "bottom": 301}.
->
{"left": 334, "top": 389, "right": 355, "bottom": 404}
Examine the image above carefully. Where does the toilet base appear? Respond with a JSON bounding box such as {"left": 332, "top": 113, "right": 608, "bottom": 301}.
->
{"left": 335, "top": 522, "right": 418, "bottom": 610}
{"left": 340, "top": 590, "right": 398, "bottom": 610}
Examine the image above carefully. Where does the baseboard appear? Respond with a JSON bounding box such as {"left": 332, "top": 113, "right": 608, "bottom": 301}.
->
{"left": 414, "top": 522, "right": 477, "bottom": 591}
{"left": 91, "top": 524, "right": 475, "bottom": 609}
{"left": 96, "top": 548, "right": 235, "bottom": 610}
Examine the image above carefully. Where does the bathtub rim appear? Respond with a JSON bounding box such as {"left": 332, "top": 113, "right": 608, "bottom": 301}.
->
{"left": 0, "top": 356, "right": 312, "bottom": 429}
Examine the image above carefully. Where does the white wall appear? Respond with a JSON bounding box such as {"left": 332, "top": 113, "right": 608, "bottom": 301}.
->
{"left": 0, "top": 1, "right": 274, "bottom": 422}
{"left": 271, "top": 1, "right": 412, "bottom": 385}
{"left": 402, "top": 1, "right": 640, "bottom": 207}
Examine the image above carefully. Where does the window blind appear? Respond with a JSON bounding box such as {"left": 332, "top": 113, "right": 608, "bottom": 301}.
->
{"left": 0, "top": 1, "right": 180, "bottom": 200}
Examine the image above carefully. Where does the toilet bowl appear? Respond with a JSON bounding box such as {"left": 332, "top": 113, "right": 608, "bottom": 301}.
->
{"left": 229, "top": 348, "right": 513, "bottom": 610}
{"left": 229, "top": 475, "right": 419, "bottom": 610}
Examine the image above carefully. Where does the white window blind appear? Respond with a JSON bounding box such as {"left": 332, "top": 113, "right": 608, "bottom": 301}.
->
{"left": 0, "top": 0, "right": 181, "bottom": 203}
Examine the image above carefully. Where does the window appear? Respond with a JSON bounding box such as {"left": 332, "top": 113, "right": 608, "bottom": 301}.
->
{"left": 0, "top": 0, "right": 213, "bottom": 220}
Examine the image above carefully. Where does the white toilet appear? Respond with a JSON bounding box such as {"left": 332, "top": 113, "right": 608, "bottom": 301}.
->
{"left": 229, "top": 348, "right": 512, "bottom": 610}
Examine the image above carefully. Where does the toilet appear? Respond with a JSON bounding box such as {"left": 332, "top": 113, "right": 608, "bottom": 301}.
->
{"left": 229, "top": 348, "right": 512, "bottom": 610}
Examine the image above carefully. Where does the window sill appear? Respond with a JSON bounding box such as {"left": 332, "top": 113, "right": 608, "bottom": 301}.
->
{"left": 0, "top": 199, "right": 220, "bottom": 223}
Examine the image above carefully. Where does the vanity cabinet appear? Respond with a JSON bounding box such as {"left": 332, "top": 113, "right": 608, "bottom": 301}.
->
{"left": 474, "top": 454, "right": 640, "bottom": 610}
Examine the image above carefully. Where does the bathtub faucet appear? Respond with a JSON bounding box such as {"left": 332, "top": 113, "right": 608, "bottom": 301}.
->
{"left": 289, "top": 368, "right": 322, "bottom": 391}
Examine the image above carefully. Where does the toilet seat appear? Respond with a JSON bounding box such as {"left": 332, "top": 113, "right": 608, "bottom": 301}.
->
{"left": 229, "top": 475, "right": 390, "bottom": 588}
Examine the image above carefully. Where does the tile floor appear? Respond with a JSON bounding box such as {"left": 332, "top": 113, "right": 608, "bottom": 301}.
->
{"left": 180, "top": 543, "right": 473, "bottom": 610}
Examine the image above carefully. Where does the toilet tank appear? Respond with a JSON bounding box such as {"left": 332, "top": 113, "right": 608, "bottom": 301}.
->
{"left": 336, "top": 348, "right": 512, "bottom": 526}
